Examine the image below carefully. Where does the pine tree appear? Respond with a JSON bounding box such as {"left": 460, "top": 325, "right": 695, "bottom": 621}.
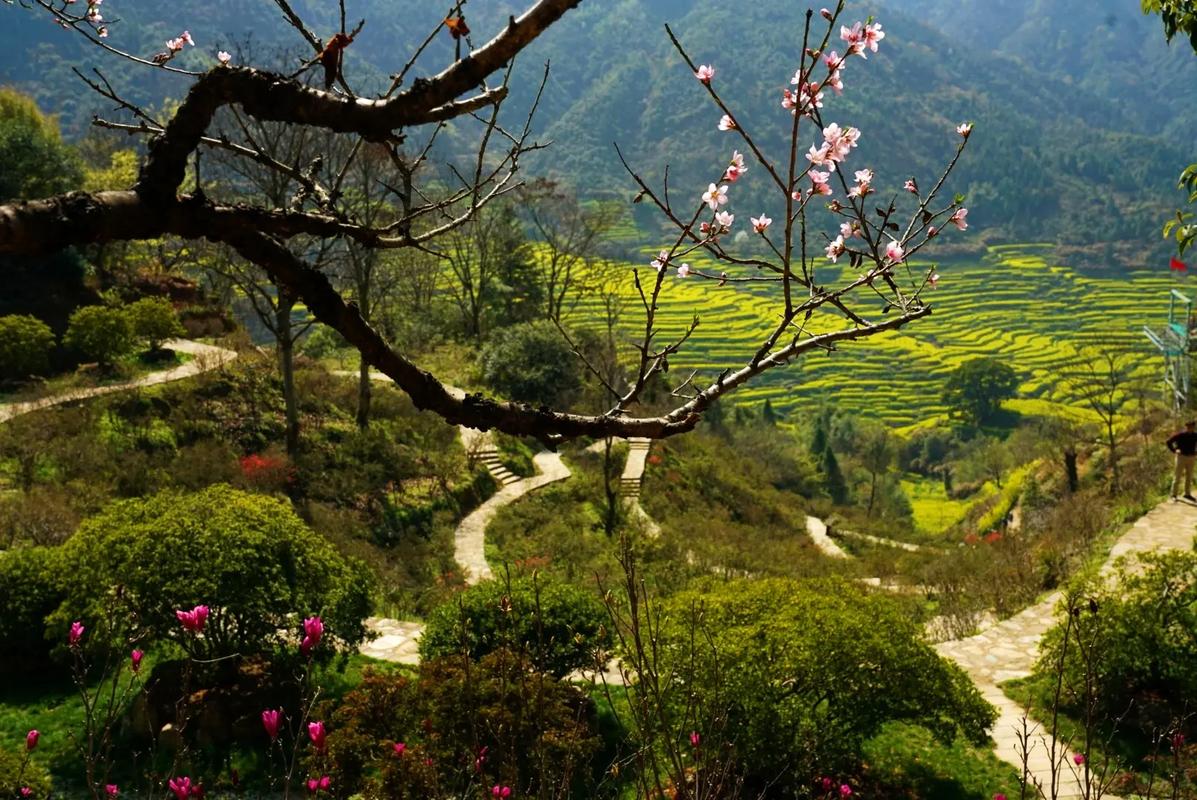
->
{"left": 762, "top": 399, "right": 780, "bottom": 426}
{"left": 820, "top": 443, "right": 849, "bottom": 505}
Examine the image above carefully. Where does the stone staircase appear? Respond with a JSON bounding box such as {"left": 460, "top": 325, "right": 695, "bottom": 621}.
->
{"left": 474, "top": 444, "right": 522, "bottom": 487}
{"left": 620, "top": 438, "right": 653, "bottom": 499}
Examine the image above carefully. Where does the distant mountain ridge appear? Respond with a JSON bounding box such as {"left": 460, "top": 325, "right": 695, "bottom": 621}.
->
{"left": 1, "top": 0, "right": 1193, "bottom": 263}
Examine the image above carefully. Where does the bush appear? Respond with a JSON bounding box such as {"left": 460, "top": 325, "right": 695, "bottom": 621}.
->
{"left": 420, "top": 576, "right": 611, "bottom": 677}
{"left": 1036, "top": 550, "right": 1197, "bottom": 739}
{"left": 480, "top": 321, "right": 582, "bottom": 408}
{"left": 0, "top": 546, "right": 64, "bottom": 676}
{"left": 943, "top": 357, "right": 1019, "bottom": 424}
{"left": 0, "top": 314, "right": 54, "bottom": 380}
{"left": 660, "top": 578, "right": 995, "bottom": 795}
{"left": 63, "top": 305, "right": 134, "bottom": 366}
{"left": 127, "top": 297, "right": 184, "bottom": 350}
{"left": 50, "top": 485, "right": 374, "bottom": 662}
{"left": 0, "top": 745, "right": 52, "bottom": 799}
{"left": 317, "top": 652, "right": 599, "bottom": 799}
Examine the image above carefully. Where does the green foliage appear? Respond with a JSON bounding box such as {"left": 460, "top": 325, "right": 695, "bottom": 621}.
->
{"left": 420, "top": 576, "right": 611, "bottom": 678}
{"left": 480, "top": 321, "right": 582, "bottom": 408}
{"left": 820, "top": 445, "right": 849, "bottom": 505}
{"left": 944, "top": 358, "right": 1019, "bottom": 425}
{"left": 1143, "top": 0, "right": 1197, "bottom": 51}
{"left": 0, "top": 314, "right": 55, "bottom": 380}
{"left": 0, "top": 744, "right": 52, "bottom": 798}
{"left": 0, "top": 88, "right": 81, "bottom": 201}
{"left": 63, "top": 305, "right": 134, "bottom": 366}
{"left": 51, "top": 485, "right": 374, "bottom": 661}
{"left": 126, "top": 297, "right": 184, "bottom": 350}
{"left": 318, "top": 653, "right": 599, "bottom": 799}
{"left": 661, "top": 579, "right": 995, "bottom": 795}
{"left": 0, "top": 547, "right": 64, "bottom": 676}
{"left": 1164, "top": 162, "right": 1197, "bottom": 256}
{"left": 1036, "top": 550, "right": 1197, "bottom": 736}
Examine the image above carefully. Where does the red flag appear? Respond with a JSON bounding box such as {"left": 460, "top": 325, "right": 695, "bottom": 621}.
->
{"left": 1171, "top": 256, "right": 1189, "bottom": 272}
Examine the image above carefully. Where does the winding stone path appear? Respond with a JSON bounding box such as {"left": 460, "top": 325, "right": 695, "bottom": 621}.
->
{"left": 936, "top": 499, "right": 1197, "bottom": 798}
{"left": 0, "top": 339, "right": 237, "bottom": 423}
{"left": 804, "top": 515, "right": 851, "bottom": 559}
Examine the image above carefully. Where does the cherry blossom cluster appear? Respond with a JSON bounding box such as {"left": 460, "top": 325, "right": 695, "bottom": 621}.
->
{"left": 153, "top": 30, "right": 195, "bottom": 64}
{"left": 56, "top": 0, "right": 108, "bottom": 38}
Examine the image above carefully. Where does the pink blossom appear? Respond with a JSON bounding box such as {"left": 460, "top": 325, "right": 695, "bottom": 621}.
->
{"left": 26, "top": 730, "right": 39, "bottom": 751}
{"left": 69, "top": 621, "right": 85, "bottom": 647}
{"left": 848, "top": 168, "right": 873, "bottom": 198}
{"left": 690, "top": 731, "right": 701, "bottom": 747}
{"left": 841, "top": 23, "right": 865, "bottom": 56}
{"left": 821, "top": 777, "right": 834, "bottom": 791}
{"left": 927, "top": 225, "right": 939, "bottom": 238}
{"left": 840, "top": 785, "right": 853, "bottom": 798}
{"left": 20, "top": 789, "right": 32, "bottom": 799}
{"left": 179, "top": 31, "right": 194, "bottom": 46}
{"left": 724, "top": 151, "right": 747, "bottom": 180}
{"left": 492, "top": 787, "right": 512, "bottom": 799}
{"left": 393, "top": 742, "right": 406, "bottom": 757}
{"left": 217, "top": 51, "right": 232, "bottom": 65}
{"left": 956, "top": 122, "right": 973, "bottom": 138}
{"left": 308, "top": 721, "right": 327, "bottom": 751}
{"left": 717, "top": 114, "right": 735, "bottom": 131}
{"left": 651, "top": 250, "right": 669, "bottom": 272}
{"left": 820, "top": 8, "right": 833, "bottom": 20}
{"left": 862, "top": 22, "right": 885, "bottom": 53}
{"left": 751, "top": 215, "right": 772, "bottom": 233}
{"left": 884, "top": 239, "right": 905, "bottom": 263}
{"left": 176, "top": 605, "right": 209, "bottom": 633}
{"left": 262, "top": 709, "right": 282, "bottom": 740}
{"left": 168, "top": 777, "right": 192, "bottom": 800}
{"left": 300, "top": 616, "right": 324, "bottom": 656}
{"left": 1073, "top": 753, "right": 1085, "bottom": 766}
{"left": 929, "top": 272, "right": 941, "bottom": 289}
{"left": 676, "top": 264, "right": 691, "bottom": 278}
{"left": 994, "top": 794, "right": 1007, "bottom": 800}
{"left": 715, "top": 211, "right": 734, "bottom": 230}
{"left": 809, "top": 170, "right": 833, "bottom": 197}
{"left": 306, "top": 779, "right": 319, "bottom": 794}
{"left": 904, "top": 178, "right": 918, "bottom": 194}
{"left": 840, "top": 222, "right": 858, "bottom": 240}
{"left": 701, "top": 183, "right": 728, "bottom": 211}
{"left": 826, "top": 235, "right": 846, "bottom": 262}
{"left": 694, "top": 65, "right": 714, "bottom": 83}
{"left": 130, "top": 649, "right": 144, "bottom": 673}
{"left": 474, "top": 745, "right": 488, "bottom": 772}
{"left": 949, "top": 208, "right": 968, "bottom": 231}
{"left": 105, "top": 785, "right": 119, "bottom": 798}
{"left": 806, "top": 143, "right": 832, "bottom": 170}
{"left": 98, "top": 26, "right": 108, "bottom": 37}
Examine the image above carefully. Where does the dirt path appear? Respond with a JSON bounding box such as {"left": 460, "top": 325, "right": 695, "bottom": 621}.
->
{"left": 0, "top": 339, "right": 237, "bottom": 424}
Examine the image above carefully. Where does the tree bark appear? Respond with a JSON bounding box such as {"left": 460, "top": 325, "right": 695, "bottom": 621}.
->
{"left": 357, "top": 354, "right": 372, "bottom": 429}
{"left": 276, "top": 290, "right": 300, "bottom": 457}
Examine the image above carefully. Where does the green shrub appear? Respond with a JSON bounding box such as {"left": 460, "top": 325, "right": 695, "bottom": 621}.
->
{"left": 480, "top": 321, "right": 582, "bottom": 407}
{"left": 63, "top": 305, "right": 134, "bottom": 366}
{"left": 660, "top": 578, "right": 995, "bottom": 795}
{"left": 317, "top": 652, "right": 599, "bottom": 799}
{"left": 1036, "top": 550, "right": 1197, "bottom": 738}
{"left": 0, "top": 744, "right": 52, "bottom": 798}
{"left": 420, "top": 576, "right": 611, "bottom": 677}
{"left": 0, "top": 314, "right": 54, "bottom": 380}
{"left": 50, "top": 485, "right": 374, "bottom": 661}
{"left": 0, "top": 546, "right": 64, "bottom": 676}
{"left": 127, "top": 297, "right": 184, "bottom": 350}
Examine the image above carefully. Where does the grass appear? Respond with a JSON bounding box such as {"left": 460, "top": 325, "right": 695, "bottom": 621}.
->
{"left": 567, "top": 243, "right": 1173, "bottom": 429}
{"left": 0, "top": 349, "right": 190, "bottom": 405}
{"left": 863, "top": 722, "right": 1023, "bottom": 800}
{"left": 902, "top": 475, "right": 990, "bottom": 537}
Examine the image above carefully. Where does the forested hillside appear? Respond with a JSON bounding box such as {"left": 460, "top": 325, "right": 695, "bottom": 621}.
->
{"left": 2, "top": 0, "right": 1193, "bottom": 262}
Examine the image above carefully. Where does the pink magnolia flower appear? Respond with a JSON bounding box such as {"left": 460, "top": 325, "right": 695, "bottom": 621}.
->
{"left": 821, "top": 777, "right": 834, "bottom": 791}
{"left": 306, "top": 779, "right": 319, "bottom": 794}
{"left": 994, "top": 794, "right": 1007, "bottom": 800}
{"left": 717, "top": 114, "right": 735, "bottom": 131}
{"left": 176, "top": 605, "right": 209, "bottom": 633}
{"left": 308, "top": 721, "right": 327, "bottom": 751}
{"left": 168, "top": 777, "right": 192, "bottom": 800}
{"left": 826, "top": 235, "right": 846, "bottom": 262}
{"left": 651, "top": 250, "right": 669, "bottom": 272}
{"left": 840, "top": 785, "right": 853, "bottom": 798}
{"left": 130, "top": 649, "right": 144, "bottom": 673}
{"left": 492, "top": 787, "right": 512, "bottom": 799}
{"left": 26, "top": 730, "right": 39, "bottom": 751}
{"left": 105, "top": 785, "right": 119, "bottom": 798}
{"left": 715, "top": 211, "right": 734, "bottom": 230}
{"left": 751, "top": 215, "right": 772, "bottom": 233}
{"left": 689, "top": 731, "right": 701, "bottom": 747}
{"left": 957, "top": 122, "right": 973, "bottom": 138}
{"left": 694, "top": 65, "right": 714, "bottom": 83}
{"left": 262, "top": 709, "right": 282, "bottom": 740}
{"left": 300, "top": 616, "right": 324, "bottom": 656}
{"left": 950, "top": 208, "right": 969, "bottom": 231}
{"left": 701, "top": 183, "right": 728, "bottom": 210}
{"left": 306, "top": 776, "right": 330, "bottom": 793}
{"left": 1073, "top": 753, "right": 1085, "bottom": 766}
{"left": 676, "top": 264, "right": 692, "bottom": 278}
{"left": 217, "top": 51, "right": 232, "bottom": 65}
{"left": 20, "top": 789, "right": 32, "bottom": 799}
{"left": 69, "top": 621, "right": 85, "bottom": 647}
{"left": 904, "top": 178, "right": 918, "bottom": 194}
{"left": 885, "top": 239, "right": 906, "bottom": 263}
{"left": 393, "top": 742, "right": 406, "bottom": 757}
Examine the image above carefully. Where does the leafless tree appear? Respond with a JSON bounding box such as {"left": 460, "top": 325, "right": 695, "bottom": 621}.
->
{"left": 0, "top": 0, "right": 971, "bottom": 445}
{"left": 1059, "top": 341, "right": 1138, "bottom": 493}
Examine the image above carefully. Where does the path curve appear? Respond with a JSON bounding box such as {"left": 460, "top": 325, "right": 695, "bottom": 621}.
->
{"left": 936, "top": 499, "right": 1197, "bottom": 798}
{"left": 0, "top": 339, "right": 237, "bottom": 423}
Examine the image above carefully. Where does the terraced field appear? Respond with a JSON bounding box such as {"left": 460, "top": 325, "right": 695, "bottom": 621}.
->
{"left": 567, "top": 243, "right": 1182, "bottom": 430}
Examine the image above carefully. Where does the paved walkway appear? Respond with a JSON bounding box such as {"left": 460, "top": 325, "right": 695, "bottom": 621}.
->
{"left": 805, "top": 515, "right": 851, "bottom": 559}
{"left": 832, "top": 527, "right": 939, "bottom": 553}
{"left": 0, "top": 339, "right": 237, "bottom": 423}
{"left": 936, "top": 499, "right": 1197, "bottom": 798}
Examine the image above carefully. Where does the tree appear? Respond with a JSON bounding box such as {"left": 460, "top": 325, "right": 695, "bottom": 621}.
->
{"left": 0, "top": 88, "right": 82, "bottom": 202}
{"left": 127, "top": 296, "right": 184, "bottom": 351}
{"left": 51, "top": 485, "right": 373, "bottom": 661}
{"left": 1060, "top": 343, "right": 1136, "bottom": 492}
{"left": 0, "top": 2, "right": 971, "bottom": 443}
{"left": 481, "top": 321, "right": 583, "bottom": 408}
{"left": 63, "top": 305, "right": 134, "bottom": 367}
{"left": 943, "top": 358, "right": 1019, "bottom": 425}
{"left": 519, "top": 180, "right": 616, "bottom": 322}
{"left": 0, "top": 314, "right": 55, "bottom": 380}
{"left": 857, "top": 423, "right": 896, "bottom": 516}
{"left": 820, "top": 444, "right": 849, "bottom": 505}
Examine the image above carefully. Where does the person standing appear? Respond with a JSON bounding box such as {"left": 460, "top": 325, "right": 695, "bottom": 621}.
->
{"left": 1167, "top": 421, "right": 1197, "bottom": 500}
